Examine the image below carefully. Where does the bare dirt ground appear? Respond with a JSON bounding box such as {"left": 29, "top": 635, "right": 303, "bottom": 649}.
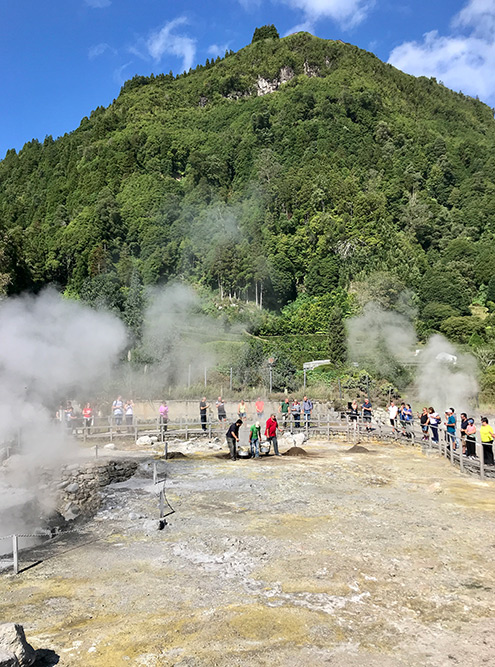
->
{"left": 2, "top": 439, "right": 495, "bottom": 666}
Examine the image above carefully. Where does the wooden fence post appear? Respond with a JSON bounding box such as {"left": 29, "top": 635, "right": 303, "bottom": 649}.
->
{"left": 12, "top": 535, "right": 18, "bottom": 574}
{"left": 478, "top": 440, "right": 485, "bottom": 480}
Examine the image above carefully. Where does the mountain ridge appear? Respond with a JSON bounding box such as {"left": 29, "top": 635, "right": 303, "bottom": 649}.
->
{"left": 1, "top": 31, "right": 495, "bottom": 378}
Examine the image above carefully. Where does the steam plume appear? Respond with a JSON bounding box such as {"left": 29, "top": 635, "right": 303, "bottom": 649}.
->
{"left": 347, "top": 303, "right": 478, "bottom": 412}
{"left": 0, "top": 288, "right": 128, "bottom": 459}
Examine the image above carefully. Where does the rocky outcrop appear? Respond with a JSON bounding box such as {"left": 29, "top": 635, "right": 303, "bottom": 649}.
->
{"left": 0, "top": 624, "right": 35, "bottom": 667}
{"left": 256, "top": 76, "right": 279, "bottom": 96}
{"left": 256, "top": 66, "right": 295, "bottom": 96}
{"left": 279, "top": 66, "right": 295, "bottom": 83}
{"left": 304, "top": 60, "right": 320, "bottom": 77}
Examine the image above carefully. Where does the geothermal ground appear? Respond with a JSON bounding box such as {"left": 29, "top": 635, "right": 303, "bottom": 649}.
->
{"left": 2, "top": 438, "right": 495, "bottom": 666}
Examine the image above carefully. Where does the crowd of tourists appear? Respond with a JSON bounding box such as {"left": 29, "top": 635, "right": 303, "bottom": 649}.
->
{"left": 349, "top": 398, "right": 495, "bottom": 466}
{"left": 212, "top": 396, "right": 314, "bottom": 428}
{"left": 56, "top": 397, "right": 136, "bottom": 433}
{"left": 56, "top": 394, "right": 495, "bottom": 468}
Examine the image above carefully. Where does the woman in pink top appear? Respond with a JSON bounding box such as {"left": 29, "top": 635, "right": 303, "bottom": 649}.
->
{"left": 465, "top": 419, "right": 477, "bottom": 458}
{"left": 159, "top": 401, "right": 168, "bottom": 433}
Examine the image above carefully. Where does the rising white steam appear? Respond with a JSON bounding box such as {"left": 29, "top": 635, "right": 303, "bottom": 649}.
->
{"left": 129, "top": 283, "right": 234, "bottom": 395}
{"left": 347, "top": 303, "right": 478, "bottom": 412}
{"left": 0, "top": 288, "right": 128, "bottom": 459}
{"left": 415, "top": 334, "right": 478, "bottom": 412}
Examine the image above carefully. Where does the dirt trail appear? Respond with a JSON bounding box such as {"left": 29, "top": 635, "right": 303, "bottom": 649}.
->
{"left": 2, "top": 440, "right": 495, "bottom": 666}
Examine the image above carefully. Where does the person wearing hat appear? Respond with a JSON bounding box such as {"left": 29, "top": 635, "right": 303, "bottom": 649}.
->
{"left": 249, "top": 420, "right": 262, "bottom": 459}
{"left": 445, "top": 408, "right": 457, "bottom": 450}
{"left": 465, "top": 418, "right": 477, "bottom": 458}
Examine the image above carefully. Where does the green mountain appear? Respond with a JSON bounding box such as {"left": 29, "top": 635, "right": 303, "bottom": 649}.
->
{"left": 2, "top": 29, "right": 495, "bottom": 377}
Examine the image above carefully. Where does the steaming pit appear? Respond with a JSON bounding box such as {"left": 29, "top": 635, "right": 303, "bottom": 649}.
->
{"left": 2, "top": 438, "right": 495, "bottom": 666}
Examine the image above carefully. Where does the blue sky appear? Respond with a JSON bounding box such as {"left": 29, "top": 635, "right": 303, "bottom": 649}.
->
{"left": 1, "top": 0, "right": 493, "bottom": 158}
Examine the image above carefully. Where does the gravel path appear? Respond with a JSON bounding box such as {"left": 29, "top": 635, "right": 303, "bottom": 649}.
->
{"left": 2, "top": 440, "right": 495, "bottom": 666}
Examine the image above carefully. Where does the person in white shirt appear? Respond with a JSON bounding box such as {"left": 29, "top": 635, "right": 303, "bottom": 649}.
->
{"left": 388, "top": 401, "right": 398, "bottom": 430}
{"left": 428, "top": 407, "right": 440, "bottom": 443}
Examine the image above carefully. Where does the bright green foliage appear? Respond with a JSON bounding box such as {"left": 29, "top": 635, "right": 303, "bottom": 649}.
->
{"left": 327, "top": 306, "right": 347, "bottom": 364}
{"left": 420, "top": 267, "right": 472, "bottom": 315}
{"left": 440, "top": 315, "right": 484, "bottom": 344}
{"left": 487, "top": 276, "right": 495, "bottom": 304}
{"left": 252, "top": 25, "right": 280, "bottom": 43}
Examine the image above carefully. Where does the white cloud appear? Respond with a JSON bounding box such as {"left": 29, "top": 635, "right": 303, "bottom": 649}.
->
{"left": 144, "top": 17, "right": 196, "bottom": 72}
{"left": 85, "top": 0, "right": 111, "bottom": 7}
{"left": 207, "top": 42, "right": 230, "bottom": 58}
{"left": 237, "top": 0, "right": 261, "bottom": 8}
{"left": 283, "top": 0, "right": 373, "bottom": 27}
{"left": 114, "top": 61, "right": 133, "bottom": 85}
{"left": 88, "top": 42, "right": 114, "bottom": 60}
{"left": 454, "top": 0, "right": 495, "bottom": 37}
{"left": 388, "top": 0, "right": 495, "bottom": 104}
{"left": 239, "top": 0, "right": 373, "bottom": 28}
{"left": 283, "top": 20, "right": 315, "bottom": 36}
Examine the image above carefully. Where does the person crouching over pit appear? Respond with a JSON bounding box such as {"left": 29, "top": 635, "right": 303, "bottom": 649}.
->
{"left": 249, "top": 421, "right": 262, "bottom": 459}
{"left": 226, "top": 419, "right": 243, "bottom": 461}
{"left": 265, "top": 414, "right": 281, "bottom": 456}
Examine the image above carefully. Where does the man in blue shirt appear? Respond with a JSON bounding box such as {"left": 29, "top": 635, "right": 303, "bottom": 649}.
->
{"left": 445, "top": 408, "right": 457, "bottom": 450}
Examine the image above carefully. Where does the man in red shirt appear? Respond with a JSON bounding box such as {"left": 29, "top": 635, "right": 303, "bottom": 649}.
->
{"left": 265, "top": 414, "right": 281, "bottom": 456}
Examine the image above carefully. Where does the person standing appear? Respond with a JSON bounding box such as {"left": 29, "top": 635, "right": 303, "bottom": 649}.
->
{"left": 199, "top": 397, "right": 210, "bottom": 432}
{"left": 238, "top": 399, "right": 247, "bottom": 422}
{"left": 249, "top": 421, "right": 262, "bottom": 459}
{"left": 82, "top": 403, "right": 93, "bottom": 431}
{"left": 418, "top": 407, "right": 429, "bottom": 440}
{"left": 265, "top": 413, "right": 281, "bottom": 456}
{"left": 125, "top": 399, "right": 134, "bottom": 432}
{"left": 428, "top": 407, "right": 440, "bottom": 444}
{"left": 445, "top": 408, "right": 457, "bottom": 450}
{"left": 216, "top": 396, "right": 227, "bottom": 422}
{"left": 291, "top": 399, "right": 301, "bottom": 429}
{"left": 362, "top": 398, "right": 372, "bottom": 432}
{"left": 479, "top": 417, "right": 495, "bottom": 465}
{"left": 303, "top": 396, "right": 313, "bottom": 428}
{"left": 403, "top": 403, "right": 413, "bottom": 439}
{"left": 388, "top": 400, "right": 398, "bottom": 431}
{"left": 112, "top": 395, "right": 124, "bottom": 427}
{"left": 226, "top": 419, "right": 242, "bottom": 461}
{"left": 64, "top": 401, "right": 75, "bottom": 432}
{"left": 255, "top": 397, "right": 264, "bottom": 421}
{"left": 279, "top": 398, "right": 290, "bottom": 428}
{"left": 159, "top": 400, "right": 169, "bottom": 434}
{"left": 349, "top": 399, "right": 359, "bottom": 429}
{"left": 398, "top": 402, "right": 407, "bottom": 435}
{"left": 465, "top": 418, "right": 477, "bottom": 458}
{"left": 460, "top": 412, "right": 469, "bottom": 454}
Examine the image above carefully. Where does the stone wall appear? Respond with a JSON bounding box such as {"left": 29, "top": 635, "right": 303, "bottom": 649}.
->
{"left": 48, "top": 459, "right": 138, "bottom": 521}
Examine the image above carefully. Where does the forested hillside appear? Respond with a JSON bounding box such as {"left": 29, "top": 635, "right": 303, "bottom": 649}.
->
{"left": 2, "top": 29, "right": 495, "bottom": 396}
